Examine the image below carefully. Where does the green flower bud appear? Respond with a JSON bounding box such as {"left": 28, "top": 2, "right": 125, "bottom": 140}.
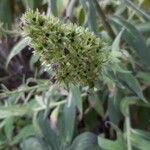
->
{"left": 21, "top": 10, "right": 112, "bottom": 87}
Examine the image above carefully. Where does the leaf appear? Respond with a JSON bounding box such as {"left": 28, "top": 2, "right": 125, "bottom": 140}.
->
{"left": 120, "top": 97, "right": 150, "bottom": 116}
{"left": 137, "top": 22, "right": 150, "bottom": 34}
{"left": 98, "top": 137, "right": 126, "bottom": 150}
{"left": 86, "top": 0, "right": 97, "bottom": 34}
{"left": 68, "top": 132, "right": 101, "bottom": 150}
{"left": 0, "top": 105, "right": 32, "bottom": 119}
{"left": 59, "top": 86, "right": 77, "bottom": 147}
{"left": 4, "top": 117, "right": 14, "bottom": 141}
{"left": 122, "top": 0, "right": 150, "bottom": 20}
{"left": 130, "top": 129, "right": 150, "bottom": 150}
{"left": 36, "top": 112, "right": 60, "bottom": 150}
{"left": 112, "top": 29, "right": 124, "bottom": 51}
{"left": 0, "top": 0, "right": 13, "bottom": 29}
{"left": 6, "top": 37, "right": 31, "bottom": 68}
{"left": 108, "top": 88, "right": 124, "bottom": 125}
{"left": 88, "top": 91, "right": 104, "bottom": 117}
{"left": 109, "top": 64, "right": 146, "bottom": 102}
{"left": 131, "top": 129, "right": 150, "bottom": 141}
{"left": 111, "top": 16, "right": 150, "bottom": 67}
{"left": 80, "top": 0, "right": 88, "bottom": 16}
{"left": 80, "top": 0, "right": 97, "bottom": 34}
{"left": 137, "top": 72, "right": 150, "bottom": 84}
{"left": 116, "top": 71, "right": 147, "bottom": 102}
{"left": 70, "top": 85, "right": 82, "bottom": 114}
{"left": 50, "top": 0, "right": 58, "bottom": 16}
{"left": 78, "top": 7, "right": 85, "bottom": 25}
{"left": 7, "top": 92, "right": 23, "bottom": 104}
{"left": 98, "top": 125, "right": 126, "bottom": 150}
{"left": 12, "top": 125, "right": 36, "bottom": 145}
{"left": 21, "top": 137, "right": 50, "bottom": 150}
{"left": 57, "top": 0, "right": 67, "bottom": 16}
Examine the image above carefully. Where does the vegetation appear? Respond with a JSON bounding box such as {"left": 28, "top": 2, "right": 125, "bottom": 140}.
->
{"left": 0, "top": 0, "right": 150, "bottom": 150}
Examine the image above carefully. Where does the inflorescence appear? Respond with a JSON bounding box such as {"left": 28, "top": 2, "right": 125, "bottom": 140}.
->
{"left": 21, "top": 10, "right": 112, "bottom": 87}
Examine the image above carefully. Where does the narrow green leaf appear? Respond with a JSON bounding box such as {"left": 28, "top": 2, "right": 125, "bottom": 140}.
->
{"left": 137, "top": 22, "right": 150, "bottom": 34}
{"left": 70, "top": 85, "right": 82, "bottom": 114}
{"left": 80, "top": 0, "right": 88, "bottom": 13}
{"left": 130, "top": 129, "right": 150, "bottom": 150}
{"left": 80, "top": 0, "right": 97, "bottom": 34}
{"left": 56, "top": 0, "right": 67, "bottom": 16}
{"left": 0, "top": 0, "right": 13, "bottom": 29}
{"left": 112, "top": 29, "right": 124, "bottom": 51}
{"left": 6, "top": 37, "right": 31, "bottom": 68}
{"left": 98, "top": 137, "right": 126, "bottom": 150}
{"left": 131, "top": 129, "right": 150, "bottom": 141}
{"left": 36, "top": 112, "right": 60, "bottom": 150}
{"left": 137, "top": 72, "right": 150, "bottom": 84}
{"left": 78, "top": 7, "right": 85, "bottom": 25}
{"left": 4, "top": 117, "right": 14, "bottom": 141}
{"left": 122, "top": 0, "right": 150, "bottom": 20}
{"left": 7, "top": 92, "right": 23, "bottom": 104}
{"left": 89, "top": 91, "right": 104, "bottom": 116}
{"left": 50, "top": 0, "right": 58, "bottom": 16}
{"left": 116, "top": 72, "right": 146, "bottom": 102}
{"left": 108, "top": 88, "right": 124, "bottom": 125}
{"left": 62, "top": 86, "right": 77, "bottom": 146}
{"left": 111, "top": 16, "right": 150, "bottom": 67}
{"left": 86, "top": 0, "right": 97, "bottom": 34}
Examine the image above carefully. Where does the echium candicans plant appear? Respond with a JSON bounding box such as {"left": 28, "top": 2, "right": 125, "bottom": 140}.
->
{"left": 20, "top": 10, "right": 116, "bottom": 87}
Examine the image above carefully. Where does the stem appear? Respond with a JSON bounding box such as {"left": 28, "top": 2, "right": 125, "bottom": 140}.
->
{"left": 93, "top": 0, "right": 115, "bottom": 40}
{"left": 50, "top": 100, "right": 67, "bottom": 108}
{"left": 0, "top": 82, "right": 49, "bottom": 97}
{"left": 126, "top": 107, "right": 132, "bottom": 150}
{"left": 36, "top": 100, "right": 67, "bottom": 112}
{"left": 65, "top": 0, "right": 77, "bottom": 21}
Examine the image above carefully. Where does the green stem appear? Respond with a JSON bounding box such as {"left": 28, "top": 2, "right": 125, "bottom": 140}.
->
{"left": 126, "top": 108, "right": 132, "bottom": 150}
{"left": 36, "top": 100, "right": 67, "bottom": 112}
{"left": 0, "top": 83, "right": 49, "bottom": 97}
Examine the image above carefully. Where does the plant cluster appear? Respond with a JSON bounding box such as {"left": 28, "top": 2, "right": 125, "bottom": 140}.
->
{"left": 21, "top": 10, "right": 112, "bottom": 87}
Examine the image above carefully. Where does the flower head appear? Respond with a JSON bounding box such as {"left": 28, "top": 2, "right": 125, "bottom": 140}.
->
{"left": 21, "top": 10, "right": 111, "bottom": 87}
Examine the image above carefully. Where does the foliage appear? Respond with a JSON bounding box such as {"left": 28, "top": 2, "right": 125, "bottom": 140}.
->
{"left": 0, "top": 0, "right": 150, "bottom": 150}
